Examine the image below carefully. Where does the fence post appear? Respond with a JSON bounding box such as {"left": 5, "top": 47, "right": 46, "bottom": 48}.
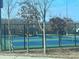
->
{"left": 58, "top": 29, "right": 62, "bottom": 47}
{"left": 74, "top": 23, "right": 76, "bottom": 46}
{"left": 0, "top": 9, "right": 2, "bottom": 51}
{"left": 59, "top": 36, "right": 60, "bottom": 47}
{"left": 24, "top": 24, "right": 26, "bottom": 49}
{"left": 4, "top": 24, "right": 6, "bottom": 50}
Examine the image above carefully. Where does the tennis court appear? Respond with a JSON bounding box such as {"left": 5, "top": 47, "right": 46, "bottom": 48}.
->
{"left": 1, "top": 34, "right": 79, "bottom": 50}
{"left": 1, "top": 23, "right": 79, "bottom": 51}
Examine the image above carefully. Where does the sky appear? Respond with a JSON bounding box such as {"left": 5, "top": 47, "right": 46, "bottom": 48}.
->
{"left": 1, "top": 0, "right": 79, "bottom": 22}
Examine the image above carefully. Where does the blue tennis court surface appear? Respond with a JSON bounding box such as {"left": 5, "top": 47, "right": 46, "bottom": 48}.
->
{"left": 2, "top": 35, "right": 79, "bottom": 50}
{"left": 3, "top": 35, "right": 78, "bottom": 49}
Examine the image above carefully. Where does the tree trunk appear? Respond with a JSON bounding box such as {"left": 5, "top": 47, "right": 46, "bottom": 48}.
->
{"left": 43, "top": 21, "right": 46, "bottom": 54}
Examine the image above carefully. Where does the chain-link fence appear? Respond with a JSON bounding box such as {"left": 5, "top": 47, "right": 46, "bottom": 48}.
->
{"left": 0, "top": 23, "right": 79, "bottom": 51}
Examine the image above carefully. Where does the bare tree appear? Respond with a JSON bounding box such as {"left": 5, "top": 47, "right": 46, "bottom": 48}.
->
{"left": 6, "top": 0, "right": 17, "bottom": 52}
{"left": 34, "top": 0, "right": 54, "bottom": 54}
{"left": 17, "top": 0, "right": 40, "bottom": 53}
{"left": 18, "top": 0, "right": 53, "bottom": 54}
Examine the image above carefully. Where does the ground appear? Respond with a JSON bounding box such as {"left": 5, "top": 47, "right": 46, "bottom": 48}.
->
{"left": 0, "top": 47, "right": 79, "bottom": 59}
{"left": 0, "top": 56, "right": 64, "bottom": 59}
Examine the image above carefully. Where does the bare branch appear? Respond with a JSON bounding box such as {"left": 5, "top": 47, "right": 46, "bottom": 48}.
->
{"left": 46, "top": 0, "right": 54, "bottom": 11}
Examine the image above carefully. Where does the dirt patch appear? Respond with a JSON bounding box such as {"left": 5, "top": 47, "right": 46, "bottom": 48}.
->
{"left": 0, "top": 47, "right": 79, "bottom": 58}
